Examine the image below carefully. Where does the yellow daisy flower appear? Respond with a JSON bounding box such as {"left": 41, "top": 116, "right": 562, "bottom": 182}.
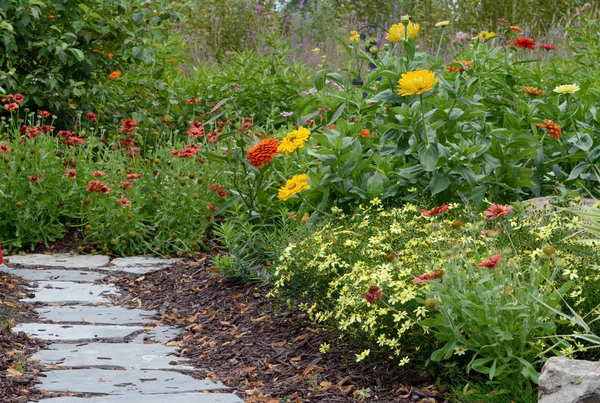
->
{"left": 277, "top": 126, "right": 311, "bottom": 155}
{"left": 278, "top": 174, "right": 310, "bottom": 201}
{"left": 397, "top": 70, "right": 439, "bottom": 96}
{"left": 386, "top": 22, "right": 420, "bottom": 42}
{"left": 553, "top": 84, "right": 580, "bottom": 94}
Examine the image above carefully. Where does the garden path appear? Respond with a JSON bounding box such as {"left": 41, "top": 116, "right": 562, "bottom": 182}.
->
{"left": 1, "top": 254, "right": 243, "bottom": 403}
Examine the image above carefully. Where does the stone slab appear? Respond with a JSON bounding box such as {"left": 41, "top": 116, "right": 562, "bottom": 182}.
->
{"left": 133, "top": 326, "right": 180, "bottom": 344}
{"left": 23, "top": 281, "right": 117, "bottom": 304}
{"left": 36, "top": 305, "right": 155, "bottom": 325}
{"left": 539, "top": 356, "right": 600, "bottom": 403}
{"left": 33, "top": 343, "right": 193, "bottom": 370}
{"left": 98, "top": 265, "right": 171, "bottom": 275}
{"left": 110, "top": 257, "right": 183, "bottom": 267}
{"left": 34, "top": 393, "right": 243, "bottom": 403}
{"left": 38, "top": 368, "right": 226, "bottom": 394}
{"left": 7, "top": 254, "right": 110, "bottom": 269}
{"left": 0, "top": 266, "right": 105, "bottom": 282}
{"left": 14, "top": 323, "right": 143, "bottom": 341}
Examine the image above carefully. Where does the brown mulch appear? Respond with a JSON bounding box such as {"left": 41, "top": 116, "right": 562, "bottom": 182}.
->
{"left": 0, "top": 272, "right": 50, "bottom": 403}
{"left": 109, "top": 255, "right": 446, "bottom": 403}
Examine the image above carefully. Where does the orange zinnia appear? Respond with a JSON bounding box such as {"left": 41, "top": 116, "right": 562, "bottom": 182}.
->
{"left": 514, "top": 37, "right": 536, "bottom": 50}
{"left": 447, "top": 60, "right": 472, "bottom": 73}
{"left": 247, "top": 138, "right": 280, "bottom": 168}
{"left": 109, "top": 71, "right": 122, "bottom": 80}
{"left": 537, "top": 119, "right": 562, "bottom": 140}
{"left": 522, "top": 86, "right": 545, "bottom": 96}
{"left": 361, "top": 129, "right": 371, "bottom": 138}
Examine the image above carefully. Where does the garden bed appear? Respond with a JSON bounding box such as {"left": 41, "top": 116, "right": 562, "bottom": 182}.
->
{"left": 108, "top": 255, "right": 443, "bottom": 402}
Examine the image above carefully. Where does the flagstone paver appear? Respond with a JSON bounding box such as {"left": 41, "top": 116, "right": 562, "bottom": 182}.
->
{"left": 3, "top": 255, "right": 243, "bottom": 403}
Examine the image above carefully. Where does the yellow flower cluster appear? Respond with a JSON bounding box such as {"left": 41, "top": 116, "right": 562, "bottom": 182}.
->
{"left": 277, "top": 126, "right": 310, "bottom": 155}
{"left": 349, "top": 30, "right": 360, "bottom": 43}
{"left": 277, "top": 174, "right": 310, "bottom": 201}
{"left": 386, "top": 22, "right": 420, "bottom": 42}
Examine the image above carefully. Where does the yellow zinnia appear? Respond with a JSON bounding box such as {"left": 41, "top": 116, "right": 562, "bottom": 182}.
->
{"left": 277, "top": 126, "right": 311, "bottom": 155}
{"left": 386, "top": 22, "right": 420, "bottom": 42}
{"left": 473, "top": 31, "right": 495, "bottom": 41}
{"left": 278, "top": 174, "right": 310, "bottom": 201}
{"left": 553, "top": 84, "right": 580, "bottom": 95}
{"left": 397, "top": 70, "right": 439, "bottom": 96}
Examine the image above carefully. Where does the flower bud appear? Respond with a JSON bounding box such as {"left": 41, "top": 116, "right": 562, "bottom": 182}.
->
{"left": 543, "top": 246, "right": 555, "bottom": 255}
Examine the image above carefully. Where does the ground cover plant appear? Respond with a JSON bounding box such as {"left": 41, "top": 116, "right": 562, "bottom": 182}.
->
{"left": 2, "top": 0, "right": 600, "bottom": 401}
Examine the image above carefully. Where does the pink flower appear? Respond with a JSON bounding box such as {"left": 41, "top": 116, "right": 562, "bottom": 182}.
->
{"left": 28, "top": 173, "right": 42, "bottom": 183}
{"left": 483, "top": 204, "right": 513, "bottom": 220}
{"left": 117, "top": 198, "right": 131, "bottom": 207}
{"left": 120, "top": 118, "right": 138, "bottom": 134}
{"left": 121, "top": 181, "right": 132, "bottom": 188}
{"left": 216, "top": 188, "right": 229, "bottom": 198}
{"left": 126, "top": 173, "right": 140, "bottom": 179}
{"left": 4, "top": 103, "right": 19, "bottom": 111}
{"left": 209, "top": 184, "right": 221, "bottom": 191}
{"left": 187, "top": 97, "right": 201, "bottom": 104}
{"left": 207, "top": 202, "right": 218, "bottom": 211}
{"left": 0, "top": 143, "right": 12, "bottom": 153}
{"left": 92, "top": 171, "right": 106, "bottom": 177}
{"left": 86, "top": 180, "right": 111, "bottom": 194}
{"left": 413, "top": 271, "right": 436, "bottom": 284}
{"left": 479, "top": 228, "right": 501, "bottom": 238}
{"left": 12, "top": 94, "right": 24, "bottom": 103}
{"left": 421, "top": 204, "right": 450, "bottom": 217}
{"left": 39, "top": 110, "right": 51, "bottom": 118}
{"left": 65, "top": 169, "right": 77, "bottom": 179}
{"left": 86, "top": 112, "right": 97, "bottom": 121}
{"left": 41, "top": 125, "right": 55, "bottom": 133}
{"left": 477, "top": 254, "right": 503, "bottom": 268}
{"left": 365, "top": 286, "right": 382, "bottom": 304}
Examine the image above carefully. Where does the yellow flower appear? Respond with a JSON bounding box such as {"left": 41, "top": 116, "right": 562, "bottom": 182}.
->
{"left": 312, "top": 47, "right": 320, "bottom": 52}
{"left": 277, "top": 126, "right": 311, "bottom": 155}
{"left": 350, "top": 30, "right": 360, "bottom": 43}
{"left": 278, "top": 174, "right": 310, "bottom": 201}
{"left": 473, "top": 31, "right": 495, "bottom": 41}
{"left": 454, "top": 347, "right": 466, "bottom": 356}
{"left": 435, "top": 20, "right": 450, "bottom": 27}
{"left": 553, "top": 84, "right": 580, "bottom": 94}
{"left": 397, "top": 70, "right": 439, "bottom": 96}
{"left": 355, "top": 349, "right": 370, "bottom": 362}
{"left": 386, "top": 22, "right": 420, "bottom": 42}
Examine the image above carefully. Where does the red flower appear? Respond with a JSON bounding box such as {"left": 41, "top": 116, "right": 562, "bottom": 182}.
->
{"left": 413, "top": 271, "right": 436, "bottom": 284}
{"left": 62, "top": 136, "right": 87, "bottom": 147}
{"left": 39, "top": 110, "right": 51, "bottom": 118}
{"left": 170, "top": 144, "right": 201, "bottom": 158}
{"left": 12, "top": 94, "right": 24, "bottom": 103}
{"left": 361, "top": 129, "right": 371, "bottom": 138}
{"left": 65, "top": 169, "right": 78, "bottom": 179}
{"left": 207, "top": 132, "right": 220, "bottom": 144}
{"left": 209, "top": 184, "right": 221, "bottom": 190}
{"left": 86, "top": 112, "right": 97, "bottom": 121}
{"left": 0, "top": 143, "right": 12, "bottom": 153}
{"left": 539, "top": 43, "right": 556, "bottom": 50}
{"left": 121, "top": 181, "right": 132, "bottom": 188}
{"left": 477, "top": 254, "right": 503, "bottom": 268}
{"left": 207, "top": 202, "right": 218, "bottom": 211}
{"left": 365, "top": 285, "right": 382, "bottom": 304}
{"left": 125, "top": 146, "right": 140, "bottom": 159}
{"left": 421, "top": 204, "right": 450, "bottom": 217}
{"left": 4, "top": 103, "right": 19, "bottom": 111}
{"left": 120, "top": 118, "right": 138, "bottom": 134}
{"left": 109, "top": 71, "right": 122, "bottom": 80}
{"left": 58, "top": 130, "right": 76, "bottom": 137}
{"left": 479, "top": 228, "right": 501, "bottom": 238}
{"left": 187, "top": 97, "right": 201, "bottom": 104}
{"left": 216, "top": 189, "right": 229, "bottom": 198}
{"left": 92, "top": 171, "right": 106, "bottom": 177}
{"left": 514, "top": 37, "right": 536, "bottom": 50}
{"left": 161, "top": 118, "right": 172, "bottom": 124}
{"left": 483, "top": 204, "right": 513, "bottom": 220}
{"left": 28, "top": 173, "right": 42, "bottom": 182}
{"left": 41, "top": 125, "right": 55, "bottom": 133}
{"left": 86, "top": 180, "right": 111, "bottom": 194}
{"left": 117, "top": 198, "right": 131, "bottom": 207}
{"left": 247, "top": 138, "right": 280, "bottom": 168}
{"left": 126, "top": 173, "right": 141, "bottom": 179}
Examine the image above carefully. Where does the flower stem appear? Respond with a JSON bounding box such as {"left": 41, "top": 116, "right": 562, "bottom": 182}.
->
{"left": 419, "top": 93, "right": 428, "bottom": 146}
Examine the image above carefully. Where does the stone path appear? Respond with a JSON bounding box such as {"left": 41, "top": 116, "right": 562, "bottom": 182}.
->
{"left": 1, "top": 253, "right": 243, "bottom": 403}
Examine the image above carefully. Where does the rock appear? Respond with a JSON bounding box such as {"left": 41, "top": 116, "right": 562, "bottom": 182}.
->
{"left": 0, "top": 266, "right": 106, "bottom": 282}
{"left": 6, "top": 254, "right": 110, "bottom": 269}
{"left": 538, "top": 357, "right": 600, "bottom": 403}
{"left": 14, "top": 323, "right": 143, "bottom": 342}
{"left": 36, "top": 305, "right": 155, "bottom": 325}
{"left": 22, "top": 281, "right": 117, "bottom": 304}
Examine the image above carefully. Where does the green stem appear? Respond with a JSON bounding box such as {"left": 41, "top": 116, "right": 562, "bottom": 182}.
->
{"left": 435, "top": 29, "right": 445, "bottom": 59}
{"left": 419, "top": 93, "right": 428, "bottom": 146}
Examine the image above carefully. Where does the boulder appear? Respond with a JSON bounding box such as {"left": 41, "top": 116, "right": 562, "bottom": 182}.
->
{"left": 538, "top": 357, "right": 600, "bottom": 403}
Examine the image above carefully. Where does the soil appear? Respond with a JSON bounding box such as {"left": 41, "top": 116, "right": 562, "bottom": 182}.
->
{"left": 0, "top": 271, "right": 52, "bottom": 403}
{"left": 109, "top": 254, "right": 445, "bottom": 403}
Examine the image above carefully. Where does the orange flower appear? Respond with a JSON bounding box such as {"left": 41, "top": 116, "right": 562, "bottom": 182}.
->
{"left": 522, "top": 86, "right": 545, "bottom": 96}
{"left": 537, "top": 119, "right": 562, "bottom": 140}
{"left": 510, "top": 26, "right": 521, "bottom": 32}
{"left": 361, "top": 129, "right": 371, "bottom": 138}
{"left": 109, "top": 71, "right": 122, "bottom": 80}
{"left": 514, "top": 37, "right": 536, "bottom": 50}
{"left": 106, "top": 53, "right": 114, "bottom": 58}
{"left": 247, "top": 138, "right": 280, "bottom": 168}
{"left": 447, "top": 60, "right": 472, "bottom": 73}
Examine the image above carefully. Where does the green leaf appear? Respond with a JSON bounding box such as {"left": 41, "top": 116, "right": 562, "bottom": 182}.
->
{"left": 569, "top": 133, "right": 593, "bottom": 151}
{"left": 418, "top": 143, "right": 439, "bottom": 172}
{"left": 429, "top": 171, "right": 450, "bottom": 196}
{"left": 366, "top": 173, "right": 387, "bottom": 197}
{"left": 327, "top": 103, "right": 345, "bottom": 126}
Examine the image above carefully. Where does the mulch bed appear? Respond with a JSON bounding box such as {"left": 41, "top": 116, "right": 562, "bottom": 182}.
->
{"left": 0, "top": 271, "right": 51, "bottom": 403}
{"left": 109, "top": 255, "right": 445, "bottom": 403}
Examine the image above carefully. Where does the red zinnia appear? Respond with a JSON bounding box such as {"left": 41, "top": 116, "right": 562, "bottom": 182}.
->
{"left": 537, "top": 119, "right": 562, "bottom": 140}
{"left": 216, "top": 189, "right": 229, "bottom": 198}
{"left": 483, "top": 204, "right": 513, "bottom": 220}
{"left": 365, "top": 285, "right": 382, "bottom": 304}
{"left": 120, "top": 119, "right": 138, "bottom": 134}
{"left": 246, "top": 138, "right": 280, "bottom": 168}
{"left": 514, "top": 37, "right": 536, "bottom": 50}
{"left": 421, "top": 204, "right": 450, "bottom": 217}
{"left": 539, "top": 43, "right": 556, "bottom": 50}
{"left": 477, "top": 254, "right": 503, "bottom": 268}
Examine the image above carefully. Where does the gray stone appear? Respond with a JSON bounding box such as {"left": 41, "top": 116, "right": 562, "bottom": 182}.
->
{"left": 0, "top": 266, "right": 105, "bottom": 282}
{"left": 98, "top": 265, "right": 172, "bottom": 275}
{"left": 538, "top": 357, "right": 600, "bottom": 403}
{"left": 38, "top": 368, "right": 226, "bottom": 394}
{"left": 6, "top": 254, "right": 110, "bottom": 269}
{"left": 133, "top": 326, "right": 180, "bottom": 344}
{"left": 33, "top": 343, "right": 193, "bottom": 370}
{"left": 14, "top": 323, "right": 143, "bottom": 341}
{"left": 110, "top": 257, "right": 183, "bottom": 267}
{"left": 37, "top": 305, "right": 155, "bottom": 325}
{"left": 33, "top": 393, "right": 243, "bottom": 402}
{"left": 23, "top": 281, "right": 117, "bottom": 304}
